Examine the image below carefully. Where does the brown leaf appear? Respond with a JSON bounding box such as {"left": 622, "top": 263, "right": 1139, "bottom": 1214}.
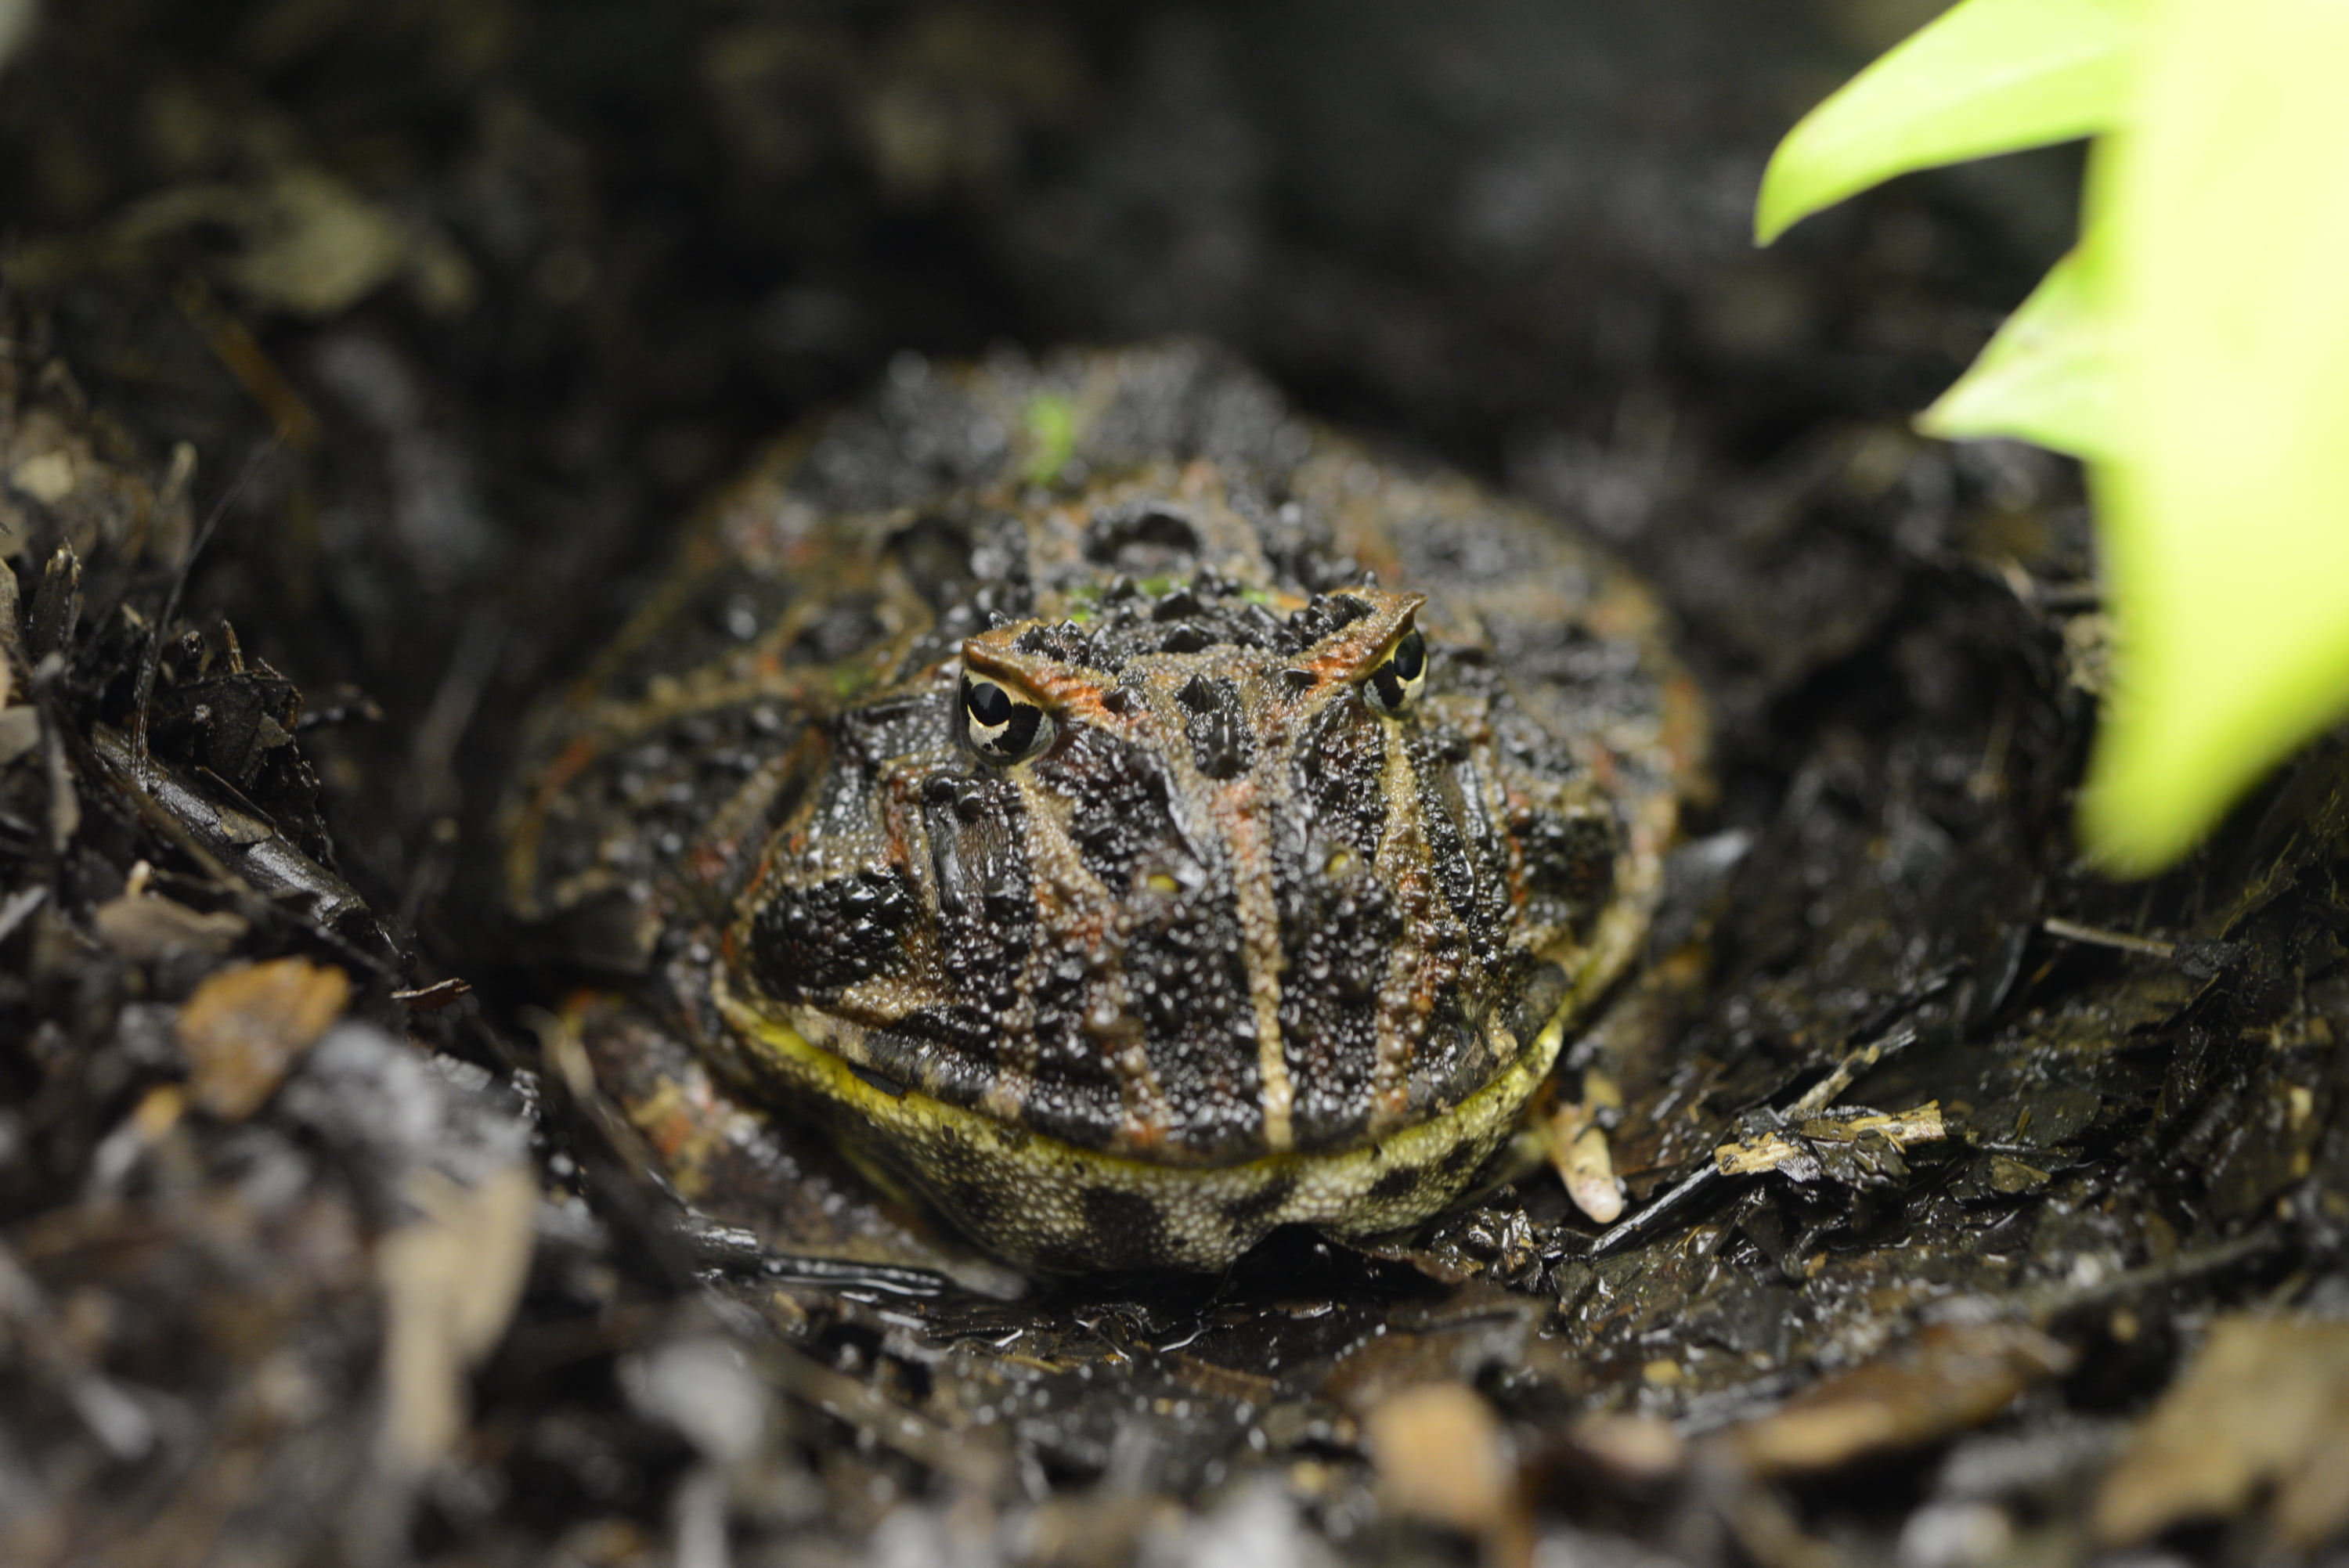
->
{"left": 1366, "top": 1382, "right": 1517, "bottom": 1539}
{"left": 377, "top": 1167, "right": 539, "bottom": 1472}
{"left": 1714, "top": 1323, "right": 2074, "bottom": 1477}
{"left": 0, "top": 705, "right": 37, "bottom": 766}
{"left": 92, "top": 894, "right": 247, "bottom": 964}
{"left": 1569, "top": 1414, "right": 1683, "bottom": 1483}
{"left": 176, "top": 957, "right": 352, "bottom": 1119}
{"left": 2095, "top": 1316, "right": 2349, "bottom": 1548}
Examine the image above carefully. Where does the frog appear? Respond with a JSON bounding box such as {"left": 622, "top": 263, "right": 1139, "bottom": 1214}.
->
{"left": 505, "top": 344, "right": 1704, "bottom": 1273}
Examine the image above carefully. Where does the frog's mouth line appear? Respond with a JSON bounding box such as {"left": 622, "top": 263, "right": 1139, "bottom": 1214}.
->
{"left": 711, "top": 967, "right": 1580, "bottom": 1271}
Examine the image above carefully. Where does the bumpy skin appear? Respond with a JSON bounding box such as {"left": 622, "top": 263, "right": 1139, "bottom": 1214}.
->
{"left": 507, "top": 344, "right": 1701, "bottom": 1271}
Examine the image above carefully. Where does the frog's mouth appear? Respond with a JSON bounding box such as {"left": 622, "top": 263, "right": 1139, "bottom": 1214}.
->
{"left": 709, "top": 964, "right": 1574, "bottom": 1273}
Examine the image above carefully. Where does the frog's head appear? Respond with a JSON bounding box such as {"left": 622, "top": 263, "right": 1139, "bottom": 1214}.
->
{"left": 731, "top": 571, "right": 1618, "bottom": 1166}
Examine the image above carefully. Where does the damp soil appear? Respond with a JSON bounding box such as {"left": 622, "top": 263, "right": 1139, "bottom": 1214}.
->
{"left": 3, "top": 4, "right": 2347, "bottom": 1566}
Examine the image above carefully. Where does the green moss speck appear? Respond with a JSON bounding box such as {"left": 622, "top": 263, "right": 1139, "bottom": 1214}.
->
{"left": 1023, "top": 394, "right": 1077, "bottom": 485}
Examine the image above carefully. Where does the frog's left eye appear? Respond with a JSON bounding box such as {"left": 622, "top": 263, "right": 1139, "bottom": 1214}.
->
{"left": 1362, "top": 628, "right": 1427, "bottom": 718}
{"left": 962, "top": 674, "right": 1055, "bottom": 763}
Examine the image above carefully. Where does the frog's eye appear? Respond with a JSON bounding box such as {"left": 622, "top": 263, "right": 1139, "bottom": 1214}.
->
{"left": 1362, "top": 628, "right": 1427, "bottom": 718}
{"left": 962, "top": 674, "right": 1055, "bottom": 763}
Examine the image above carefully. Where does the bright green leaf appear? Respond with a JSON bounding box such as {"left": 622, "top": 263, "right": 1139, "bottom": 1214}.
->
{"left": 1918, "top": 244, "right": 2113, "bottom": 459}
{"left": 1755, "top": 0, "right": 2147, "bottom": 245}
{"left": 2077, "top": 0, "right": 2349, "bottom": 871}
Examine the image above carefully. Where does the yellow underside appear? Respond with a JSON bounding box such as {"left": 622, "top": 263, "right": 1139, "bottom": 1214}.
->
{"left": 713, "top": 969, "right": 1575, "bottom": 1271}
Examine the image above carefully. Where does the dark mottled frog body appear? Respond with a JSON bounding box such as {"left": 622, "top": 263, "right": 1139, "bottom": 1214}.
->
{"left": 507, "top": 345, "right": 1701, "bottom": 1271}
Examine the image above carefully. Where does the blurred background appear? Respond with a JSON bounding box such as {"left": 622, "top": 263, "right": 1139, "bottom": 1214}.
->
{"left": 0, "top": 0, "right": 2083, "bottom": 953}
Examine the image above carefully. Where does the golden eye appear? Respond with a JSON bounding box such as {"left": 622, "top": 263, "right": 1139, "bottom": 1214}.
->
{"left": 962, "top": 674, "right": 1055, "bottom": 763}
{"left": 1362, "top": 627, "right": 1427, "bottom": 718}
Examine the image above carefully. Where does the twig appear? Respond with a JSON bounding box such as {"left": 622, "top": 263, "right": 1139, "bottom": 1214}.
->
{"left": 2042, "top": 916, "right": 2176, "bottom": 961}
{"left": 391, "top": 978, "right": 474, "bottom": 1011}
{"left": 1592, "top": 1021, "right": 1925, "bottom": 1257}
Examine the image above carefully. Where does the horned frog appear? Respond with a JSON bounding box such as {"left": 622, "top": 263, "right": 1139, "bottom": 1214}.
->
{"left": 507, "top": 344, "right": 1702, "bottom": 1272}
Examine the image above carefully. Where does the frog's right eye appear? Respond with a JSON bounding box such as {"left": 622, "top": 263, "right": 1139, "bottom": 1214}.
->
{"left": 1362, "top": 626, "right": 1427, "bottom": 718}
{"left": 962, "top": 675, "right": 1055, "bottom": 764}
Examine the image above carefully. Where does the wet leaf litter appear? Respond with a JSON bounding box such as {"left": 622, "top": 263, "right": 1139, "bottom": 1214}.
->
{"left": 2, "top": 4, "right": 2347, "bottom": 1566}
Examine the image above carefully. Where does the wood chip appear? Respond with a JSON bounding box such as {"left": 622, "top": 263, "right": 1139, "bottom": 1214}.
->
{"left": 175, "top": 957, "right": 352, "bottom": 1119}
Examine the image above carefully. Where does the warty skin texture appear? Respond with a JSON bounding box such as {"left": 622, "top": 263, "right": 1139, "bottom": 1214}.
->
{"left": 507, "top": 344, "right": 1700, "bottom": 1270}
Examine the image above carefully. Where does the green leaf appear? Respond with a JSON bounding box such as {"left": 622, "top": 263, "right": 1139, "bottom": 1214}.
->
{"left": 2077, "top": 0, "right": 2349, "bottom": 871}
{"left": 1918, "top": 245, "right": 2113, "bottom": 459}
{"left": 1755, "top": 0, "right": 2147, "bottom": 245}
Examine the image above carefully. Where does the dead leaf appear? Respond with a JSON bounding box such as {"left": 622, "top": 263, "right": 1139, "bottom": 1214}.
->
{"left": 1322, "top": 1287, "right": 1543, "bottom": 1411}
{"left": 2094, "top": 1315, "right": 2349, "bottom": 1549}
{"left": 0, "top": 706, "right": 38, "bottom": 766}
{"left": 1571, "top": 1414, "right": 1683, "bottom": 1482}
{"left": 376, "top": 1166, "right": 538, "bottom": 1472}
{"left": 221, "top": 169, "right": 411, "bottom": 318}
{"left": 1366, "top": 1382, "right": 1517, "bottom": 1537}
{"left": 1715, "top": 1323, "right": 2074, "bottom": 1477}
{"left": 92, "top": 893, "right": 247, "bottom": 964}
{"left": 8, "top": 449, "right": 74, "bottom": 504}
{"left": 176, "top": 957, "right": 352, "bottom": 1119}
